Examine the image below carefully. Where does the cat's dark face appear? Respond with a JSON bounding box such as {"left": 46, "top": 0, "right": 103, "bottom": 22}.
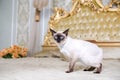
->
{"left": 50, "top": 28, "right": 69, "bottom": 43}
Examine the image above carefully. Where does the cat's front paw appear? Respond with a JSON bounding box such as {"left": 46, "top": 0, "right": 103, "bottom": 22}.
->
{"left": 65, "top": 69, "right": 73, "bottom": 73}
{"left": 65, "top": 70, "right": 71, "bottom": 73}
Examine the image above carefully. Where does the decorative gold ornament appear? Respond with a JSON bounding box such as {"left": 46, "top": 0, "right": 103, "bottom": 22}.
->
{"left": 43, "top": 0, "right": 120, "bottom": 47}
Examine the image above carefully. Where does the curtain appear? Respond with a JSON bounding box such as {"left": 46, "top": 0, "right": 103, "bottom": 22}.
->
{"left": 28, "top": 0, "right": 73, "bottom": 56}
{"left": 28, "top": 0, "right": 52, "bottom": 56}
{"left": 28, "top": 22, "right": 41, "bottom": 56}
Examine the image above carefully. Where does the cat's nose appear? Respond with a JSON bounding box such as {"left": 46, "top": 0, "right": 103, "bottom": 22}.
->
{"left": 57, "top": 40, "right": 61, "bottom": 43}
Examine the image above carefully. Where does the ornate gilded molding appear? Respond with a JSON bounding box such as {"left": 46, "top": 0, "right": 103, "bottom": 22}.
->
{"left": 44, "top": 0, "right": 120, "bottom": 47}
{"left": 96, "top": 0, "right": 120, "bottom": 12}
{"left": 49, "top": 7, "right": 70, "bottom": 27}
{"left": 49, "top": 0, "right": 120, "bottom": 27}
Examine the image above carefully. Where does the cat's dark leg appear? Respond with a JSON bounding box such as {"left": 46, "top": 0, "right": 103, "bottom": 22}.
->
{"left": 94, "top": 63, "right": 102, "bottom": 74}
{"left": 66, "top": 61, "right": 75, "bottom": 73}
{"left": 66, "top": 58, "right": 77, "bottom": 73}
{"left": 84, "top": 66, "right": 96, "bottom": 71}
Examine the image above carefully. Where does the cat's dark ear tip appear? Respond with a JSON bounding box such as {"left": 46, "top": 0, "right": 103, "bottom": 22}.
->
{"left": 49, "top": 28, "right": 56, "bottom": 35}
{"left": 65, "top": 28, "right": 70, "bottom": 32}
{"left": 63, "top": 28, "right": 70, "bottom": 36}
{"left": 49, "top": 28, "right": 52, "bottom": 31}
{"left": 63, "top": 28, "right": 70, "bottom": 32}
{"left": 49, "top": 28, "right": 53, "bottom": 32}
{"left": 67, "top": 28, "right": 69, "bottom": 31}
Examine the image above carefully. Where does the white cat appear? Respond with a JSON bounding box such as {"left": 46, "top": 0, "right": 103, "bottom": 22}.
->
{"left": 50, "top": 28, "right": 103, "bottom": 74}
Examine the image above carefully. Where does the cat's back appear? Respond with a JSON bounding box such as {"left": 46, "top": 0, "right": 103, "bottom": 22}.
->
{"left": 69, "top": 37, "right": 101, "bottom": 52}
{"left": 70, "top": 37, "right": 95, "bottom": 47}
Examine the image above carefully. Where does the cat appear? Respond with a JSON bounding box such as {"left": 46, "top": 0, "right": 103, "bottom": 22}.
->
{"left": 50, "top": 28, "right": 103, "bottom": 74}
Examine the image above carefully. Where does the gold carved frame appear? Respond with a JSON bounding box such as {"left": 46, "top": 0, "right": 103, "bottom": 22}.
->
{"left": 43, "top": 0, "right": 120, "bottom": 47}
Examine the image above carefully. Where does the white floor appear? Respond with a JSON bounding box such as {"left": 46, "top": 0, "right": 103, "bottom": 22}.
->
{"left": 0, "top": 57, "right": 120, "bottom": 80}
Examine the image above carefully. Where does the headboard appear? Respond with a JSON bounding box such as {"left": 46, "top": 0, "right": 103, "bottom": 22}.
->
{"left": 43, "top": 0, "right": 120, "bottom": 47}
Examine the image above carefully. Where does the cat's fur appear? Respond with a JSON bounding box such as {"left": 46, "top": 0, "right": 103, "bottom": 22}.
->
{"left": 50, "top": 28, "right": 103, "bottom": 74}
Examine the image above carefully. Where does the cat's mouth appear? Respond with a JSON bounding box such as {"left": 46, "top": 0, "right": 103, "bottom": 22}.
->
{"left": 56, "top": 40, "right": 61, "bottom": 43}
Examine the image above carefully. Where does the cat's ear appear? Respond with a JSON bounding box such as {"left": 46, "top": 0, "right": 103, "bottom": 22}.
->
{"left": 63, "top": 28, "right": 69, "bottom": 36}
{"left": 50, "top": 28, "right": 56, "bottom": 36}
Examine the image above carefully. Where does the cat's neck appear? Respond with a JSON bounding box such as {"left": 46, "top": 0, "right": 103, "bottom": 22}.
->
{"left": 57, "top": 37, "right": 70, "bottom": 49}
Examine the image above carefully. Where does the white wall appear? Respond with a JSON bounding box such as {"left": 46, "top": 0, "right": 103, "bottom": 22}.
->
{"left": 0, "top": 0, "right": 13, "bottom": 50}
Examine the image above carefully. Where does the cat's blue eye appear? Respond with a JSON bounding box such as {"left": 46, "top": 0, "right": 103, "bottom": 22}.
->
{"left": 60, "top": 36, "right": 64, "bottom": 40}
{"left": 54, "top": 36, "right": 58, "bottom": 40}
